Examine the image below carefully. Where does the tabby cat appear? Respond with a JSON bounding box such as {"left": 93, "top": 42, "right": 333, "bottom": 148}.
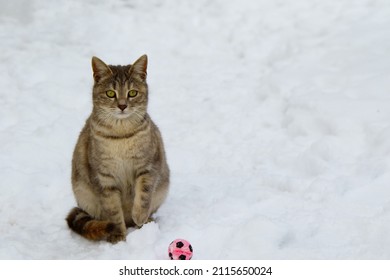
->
{"left": 66, "top": 55, "right": 169, "bottom": 243}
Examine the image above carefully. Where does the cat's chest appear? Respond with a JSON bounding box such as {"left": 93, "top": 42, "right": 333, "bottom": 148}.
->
{"left": 93, "top": 120, "right": 151, "bottom": 158}
{"left": 101, "top": 137, "right": 141, "bottom": 159}
{"left": 93, "top": 133, "right": 151, "bottom": 187}
{"left": 97, "top": 135, "right": 149, "bottom": 167}
{"left": 110, "top": 156, "right": 136, "bottom": 188}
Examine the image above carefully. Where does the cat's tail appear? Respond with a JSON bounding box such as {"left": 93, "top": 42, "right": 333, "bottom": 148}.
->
{"left": 66, "top": 207, "right": 115, "bottom": 241}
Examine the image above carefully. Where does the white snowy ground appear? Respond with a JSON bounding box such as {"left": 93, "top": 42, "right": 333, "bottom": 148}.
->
{"left": 0, "top": 0, "right": 390, "bottom": 259}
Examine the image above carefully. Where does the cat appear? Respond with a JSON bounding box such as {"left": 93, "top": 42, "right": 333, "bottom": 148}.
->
{"left": 66, "top": 55, "right": 170, "bottom": 243}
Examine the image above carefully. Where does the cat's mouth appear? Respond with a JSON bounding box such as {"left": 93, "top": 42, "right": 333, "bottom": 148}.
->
{"left": 111, "top": 108, "right": 145, "bottom": 121}
{"left": 109, "top": 107, "right": 131, "bottom": 118}
{"left": 115, "top": 111, "right": 131, "bottom": 119}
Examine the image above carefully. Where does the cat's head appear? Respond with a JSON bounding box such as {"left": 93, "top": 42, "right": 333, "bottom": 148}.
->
{"left": 91, "top": 55, "right": 148, "bottom": 122}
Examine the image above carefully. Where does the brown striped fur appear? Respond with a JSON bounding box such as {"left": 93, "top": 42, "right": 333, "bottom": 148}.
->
{"left": 66, "top": 55, "right": 170, "bottom": 243}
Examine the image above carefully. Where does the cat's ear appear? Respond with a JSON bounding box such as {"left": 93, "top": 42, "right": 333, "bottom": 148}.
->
{"left": 130, "top": 54, "right": 148, "bottom": 81}
{"left": 91, "top": 56, "right": 112, "bottom": 83}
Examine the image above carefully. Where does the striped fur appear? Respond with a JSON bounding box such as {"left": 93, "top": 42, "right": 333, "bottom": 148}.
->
{"left": 67, "top": 55, "right": 170, "bottom": 243}
{"left": 66, "top": 207, "right": 115, "bottom": 241}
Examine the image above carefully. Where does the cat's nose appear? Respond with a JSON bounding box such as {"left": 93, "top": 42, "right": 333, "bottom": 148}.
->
{"left": 118, "top": 104, "right": 127, "bottom": 111}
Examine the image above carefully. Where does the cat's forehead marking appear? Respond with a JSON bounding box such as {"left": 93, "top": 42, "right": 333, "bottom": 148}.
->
{"left": 108, "top": 65, "right": 133, "bottom": 88}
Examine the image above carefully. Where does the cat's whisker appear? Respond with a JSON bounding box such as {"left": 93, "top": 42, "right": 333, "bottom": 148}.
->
{"left": 132, "top": 109, "right": 146, "bottom": 124}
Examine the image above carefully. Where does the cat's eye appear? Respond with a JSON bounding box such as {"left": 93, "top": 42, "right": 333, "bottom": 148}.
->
{"left": 106, "top": 90, "right": 116, "bottom": 98}
{"left": 128, "top": 90, "right": 138, "bottom": 98}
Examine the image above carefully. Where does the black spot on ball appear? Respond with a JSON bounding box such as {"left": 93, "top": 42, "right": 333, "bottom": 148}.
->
{"left": 169, "top": 253, "right": 173, "bottom": 260}
{"left": 179, "top": 255, "right": 186, "bottom": 260}
{"left": 189, "top": 245, "right": 193, "bottom": 252}
{"left": 176, "top": 241, "right": 184, "bottom": 248}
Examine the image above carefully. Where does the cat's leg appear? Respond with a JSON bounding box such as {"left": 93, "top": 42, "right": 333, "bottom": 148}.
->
{"left": 96, "top": 171, "right": 125, "bottom": 243}
{"left": 100, "top": 186, "right": 127, "bottom": 243}
{"left": 132, "top": 172, "right": 155, "bottom": 227}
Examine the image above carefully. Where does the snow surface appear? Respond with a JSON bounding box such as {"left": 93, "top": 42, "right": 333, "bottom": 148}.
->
{"left": 1, "top": 0, "right": 390, "bottom": 259}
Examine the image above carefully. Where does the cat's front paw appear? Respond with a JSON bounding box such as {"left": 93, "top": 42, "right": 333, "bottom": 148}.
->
{"left": 132, "top": 207, "right": 150, "bottom": 227}
{"left": 107, "top": 224, "right": 126, "bottom": 244}
{"left": 107, "top": 233, "right": 126, "bottom": 244}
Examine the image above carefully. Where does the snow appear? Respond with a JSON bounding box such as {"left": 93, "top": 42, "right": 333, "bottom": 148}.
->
{"left": 1, "top": 0, "right": 390, "bottom": 259}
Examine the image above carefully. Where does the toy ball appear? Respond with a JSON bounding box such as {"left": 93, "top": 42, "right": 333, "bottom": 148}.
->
{"left": 168, "top": 239, "right": 193, "bottom": 260}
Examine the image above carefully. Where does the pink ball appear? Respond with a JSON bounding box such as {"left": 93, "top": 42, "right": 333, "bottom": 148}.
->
{"left": 168, "top": 239, "right": 193, "bottom": 260}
